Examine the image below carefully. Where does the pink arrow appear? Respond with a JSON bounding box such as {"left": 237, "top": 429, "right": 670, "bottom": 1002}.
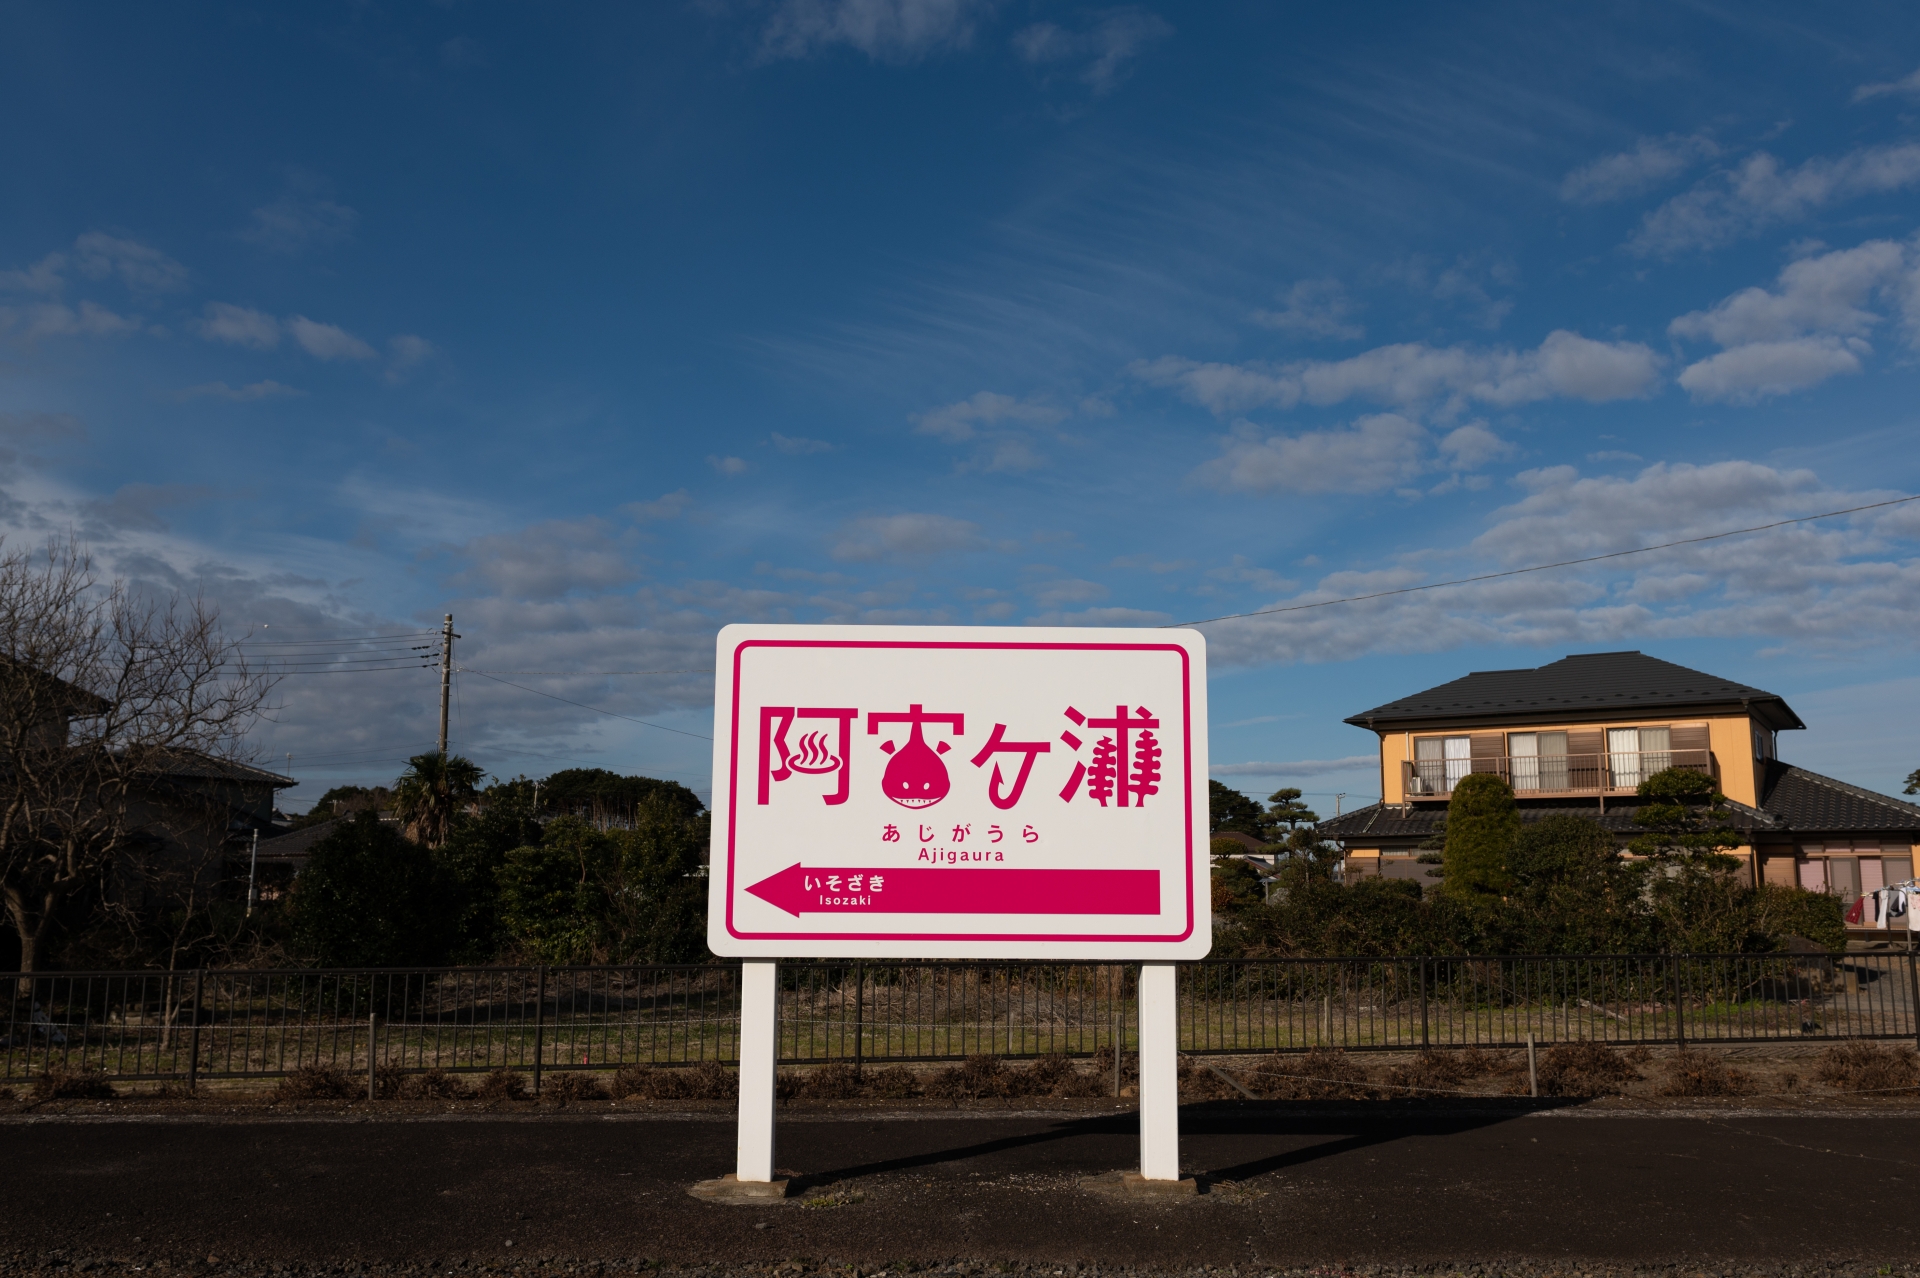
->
{"left": 743, "top": 863, "right": 1159, "bottom": 918}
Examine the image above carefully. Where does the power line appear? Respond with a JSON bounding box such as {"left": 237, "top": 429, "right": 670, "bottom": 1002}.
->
{"left": 1173, "top": 492, "right": 1920, "bottom": 628}
{"left": 240, "top": 631, "right": 438, "bottom": 646}
{"left": 460, "top": 668, "right": 714, "bottom": 741}
{"left": 458, "top": 669, "right": 708, "bottom": 676}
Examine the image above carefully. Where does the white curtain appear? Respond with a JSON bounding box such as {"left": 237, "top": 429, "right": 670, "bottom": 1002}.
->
{"left": 1444, "top": 735, "right": 1471, "bottom": 791}
{"left": 1509, "top": 732, "right": 1539, "bottom": 791}
{"left": 1607, "top": 727, "right": 1640, "bottom": 788}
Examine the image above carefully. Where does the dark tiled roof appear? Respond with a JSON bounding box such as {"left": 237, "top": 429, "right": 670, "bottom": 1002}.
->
{"left": 255, "top": 818, "right": 343, "bottom": 860}
{"left": 1345, "top": 651, "right": 1804, "bottom": 731}
{"left": 140, "top": 751, "right": 296, "bottom": 787}
{"left": 1758, "top": 763, "right": 1920, "bottom": 833}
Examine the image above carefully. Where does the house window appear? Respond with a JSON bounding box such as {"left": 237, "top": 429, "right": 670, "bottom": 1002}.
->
{"left": 1412, "top": 735, "right": 1470, "bottom": 794}
{"left": 1608, "top": 725, "right": 1670, "bottom": 788}
{"left": 1508, "top": 730, "right": 1569, "bottom": 791}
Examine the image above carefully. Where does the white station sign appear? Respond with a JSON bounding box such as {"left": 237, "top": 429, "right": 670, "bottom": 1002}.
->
{"left": 707, "top": 624, "right": 1211, "bottom": 959}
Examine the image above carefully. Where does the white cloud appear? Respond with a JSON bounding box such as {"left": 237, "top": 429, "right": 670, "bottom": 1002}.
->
{"left": 449, "top": 519, "right": 637, "bottom": 601}
{"left": 1853, "top": 67, "right": 1920, "bottom": 102}
{"left": 1133, "top": 330, "right": 1661, "bottom": 416}
{"left": 1251, "top": 279, "right": 1364, "bottom": 340}
{"left": 0, "top": 252, "right": 66, "bottom": 294}
{"left": 831, "top": 512, "right": 985, "bottom": 560}
{"left": 1012, "top": 8, "right": 1171, "bottom": 94}
{"left": 1632, "top": 143, "right": 1920, "bottom": 256}
{"left": 1676, "top": 338, "right": 1865, "bottom": 403}
{"left": 1436, "top": 421, "right": 1513, "bottom": 470}
{"left": 1194, "top": 413, "right": 1430, "bottom": 494}
{"left": 176, "top": 380, "right": 304, "bottom": 402}
{"left": 287, "top": 315, "right": 377, "bottom": 361}
{"left": 1211, "top": 756, "right": 1374, "bottom": 778}
{"left": 1023, "top": 576, "right": 1109, "bottom": 608}
{"left": 386, "top": 334, "right": 434, "bottom": 381}
{"left": 1667, "top": 239, "right": 1917, "bottom": 400}
{"left": 624, "top": 490, "right": 693, "bottom": 521}
{"left": 198, "top": 302, "right": 282, "bottom": 349}
{"left": 1559, "top": 133, "right": 1719, "bottom": 204}
{"left": 72, "top": 233, "right": 188, "bottom": 294}
{"left": 758, "top": 0, "right": 993, "bottom": 63}
{"left": 1671, "top": 240, "right": 1903, "bottom": 347}
{"left": 1, "top": 301, "right": 139, "bottom": 339}
{"left": 241, "top": 177, "right": 358, "bottom": 253}
{"left": 1198, "top": 460, "right": 1920, "bottom": 671}
{"left": 913, "top": 390, "right": 1064, "bottom": 441}
{"left": 771, "top": 432, "right": 835, "bottom": 454}
{"left": 707, "top": 455, "right": 748, "bottom": 476}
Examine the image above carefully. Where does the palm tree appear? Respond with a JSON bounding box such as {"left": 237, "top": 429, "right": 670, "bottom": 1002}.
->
{"left": 391, "top": 751, "right": 485, "bottom": 847}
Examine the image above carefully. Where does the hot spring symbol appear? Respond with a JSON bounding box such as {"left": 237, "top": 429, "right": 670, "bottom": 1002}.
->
{"left": 870, "top": 704, "right": 965, "bottom": 809}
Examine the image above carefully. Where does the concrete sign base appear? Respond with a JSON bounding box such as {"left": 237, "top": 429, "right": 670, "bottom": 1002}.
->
{"left": 689, "top": 1173, "right": 794, "bottom": 1202}
{"left": 1078, "top": 1170, "right": 1201, "bottom": 1197}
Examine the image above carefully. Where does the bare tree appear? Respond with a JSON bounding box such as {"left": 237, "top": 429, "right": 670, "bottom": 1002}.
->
{"left": 0, "top": 539, "right": 273, "bottom": 973}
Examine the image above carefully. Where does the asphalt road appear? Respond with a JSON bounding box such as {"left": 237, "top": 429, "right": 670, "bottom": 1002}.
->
{"left": 4, "top": 1104, "right": 1916, "bottom": 1268}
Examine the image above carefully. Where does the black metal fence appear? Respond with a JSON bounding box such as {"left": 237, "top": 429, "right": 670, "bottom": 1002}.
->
{"left": 5, "top": 952, "right": 1916, "bottom": 1085}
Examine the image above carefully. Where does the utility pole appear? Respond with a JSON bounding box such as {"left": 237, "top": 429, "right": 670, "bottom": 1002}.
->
{"left": 245, "top": 828, "right": 259, "bottom": 918}
{"left": 437, "top": 613, "right": 460, "bottom": 755}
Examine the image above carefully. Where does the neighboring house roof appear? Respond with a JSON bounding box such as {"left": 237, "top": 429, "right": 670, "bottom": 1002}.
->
{"left": 254, "top": 817, "right": 343, "bottom": 861}
{"left": 1757, "top": 763, "right": 1920, "bottom": 834}
{"left": 1344, "top": 651, "right": 1805, "bottom": 732}
{"left": 1210, "top": 830, "right": 1273, "bottom": 852}
{"left": 1319, "top": 763, "right": 1919, "bottom": 843}
{"left": 134, "top": 750, "right": 296, "bottom": 788}
{"left": 0, "top": 657, "right": 112, "bottom": 717}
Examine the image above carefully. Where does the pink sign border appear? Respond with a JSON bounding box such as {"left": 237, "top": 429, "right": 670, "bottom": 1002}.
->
{"left": 723, "top": 638, "right": 1196, "bottom": 944}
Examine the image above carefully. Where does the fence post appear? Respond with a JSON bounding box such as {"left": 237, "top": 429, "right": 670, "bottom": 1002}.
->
{"left": 1526, "top": 1032, "right": 1538, "bottom": 1098}
{"left": 1419, "top": 958, "right": 1430, "bottom": 1050}
{"left": 1670, "top": 958, "right": 1686, "bottom": 1049}
{"left": 367, "top": 1013, "right": 378, "bottom": 1101}
{"left": 1906, "top": 952, "right": 1920, "bottom": 1054}
{"left": 531, "top": 966, "right": 548, "bottom": 1095}
{"left": 851, "top": 962, "right": 866, "bottom": 1077}
{"left": 186, "top": 969, "right": 205, "bottom": 1093}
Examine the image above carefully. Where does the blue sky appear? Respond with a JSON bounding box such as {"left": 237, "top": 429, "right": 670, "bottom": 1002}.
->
{"left": 4, "top": 1, "right": 1920, "bottom": 814}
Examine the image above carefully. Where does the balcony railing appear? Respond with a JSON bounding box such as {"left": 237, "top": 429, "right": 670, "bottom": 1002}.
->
{"left": 1402, "top": 749, "right": 1713, "bottom": 799}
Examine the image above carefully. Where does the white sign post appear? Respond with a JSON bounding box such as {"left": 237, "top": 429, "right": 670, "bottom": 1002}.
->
{"left": 694, "top": 624, "right": 1210, "bottom": 1200}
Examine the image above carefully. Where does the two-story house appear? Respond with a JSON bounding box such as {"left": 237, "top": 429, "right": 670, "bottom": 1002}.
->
{"left": 1318, "top": 652, "right": 1920, "bottom": 917}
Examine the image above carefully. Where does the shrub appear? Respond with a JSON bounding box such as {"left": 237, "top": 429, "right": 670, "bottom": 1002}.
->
{"left": 926, "top": 1054, "right": 1011, "bottom": 1099}
{"left": 273, "top": 1066, "right": 359, "bottom": 1101}
{"left": 1524, "top": 1041, "right": 1642, "bottom": 1097}
{"left": 30, "top": 1067, "right": 115, "bottom": 1100}
{"left": 797, "top": 1062, "right": 864, "bottom": 1099}
{"left": 1385, "top": 1049, "right": 1501, "bottom": 1096}
{"left": 1658, "top": 1050, "right": 1753, "bottom": 1097}
{"left": 1443, "top": 773, "right": 1518, "bottom": 897}
{"left": 1253, "top": 1047, "right": 1375, "bottom": 1100}
{"left": 609, "top": 1061, "right": 736, "bottom": 1101}
{"left": 475, "top": 1068, "right": 530, "bottom": 1101}
{"left": 541, "top": 1072, "right": 607, "bottom": 1105}
{"left": 1815, "top": 1042, "right": 1920, "bottom": 1093}
{"left": 396, "top": 1069, "right": 470, "bottom": 1100}
{"left": 862, "top": 1066, "right": 920, "bottom": 1099}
